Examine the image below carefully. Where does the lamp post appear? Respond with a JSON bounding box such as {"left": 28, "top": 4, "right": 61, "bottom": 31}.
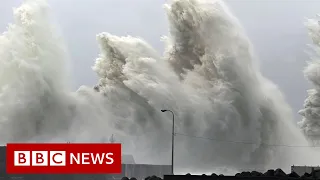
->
{"left": 161, "top": 109, "right": 175, "bottom": 175}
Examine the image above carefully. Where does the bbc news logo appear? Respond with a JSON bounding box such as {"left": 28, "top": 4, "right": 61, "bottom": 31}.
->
{"left": 13, "top": 151, "right": 114, "bottom": 166}
{"left": 6, "top": 143, "right": 121, "bottom": 174}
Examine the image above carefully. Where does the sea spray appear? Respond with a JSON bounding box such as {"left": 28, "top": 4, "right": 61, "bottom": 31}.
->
{"left": 299, "top": 17, "right": 320, "bottom": 144}
{"left": 0, "top": 0, "right": 72, "bottom": 142}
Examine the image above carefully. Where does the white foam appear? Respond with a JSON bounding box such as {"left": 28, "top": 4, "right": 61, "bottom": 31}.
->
{"left": 299, "top": 17, "right": 320, "bottom": 143}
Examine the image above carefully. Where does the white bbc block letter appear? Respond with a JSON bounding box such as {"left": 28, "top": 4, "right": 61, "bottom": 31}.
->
{"left": 50, "top": 151, "right": 66, "bottom": 166}
{"left": 32, "top": 151, "right": 48, "bottom": 166}
{"left": 14, "top": 151, "right": 30, "bottom": 166}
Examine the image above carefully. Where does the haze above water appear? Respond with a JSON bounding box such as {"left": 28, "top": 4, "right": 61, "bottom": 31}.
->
{"left": 0, "top": 0, "right": 320, "bottom": 175}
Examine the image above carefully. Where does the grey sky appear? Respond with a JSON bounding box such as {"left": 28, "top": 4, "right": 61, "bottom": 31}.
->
{"left": 1, "top": 0, "right": 320, "bottom": 121}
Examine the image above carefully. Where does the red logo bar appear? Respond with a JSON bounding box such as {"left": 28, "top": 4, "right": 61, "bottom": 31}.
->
{"left": 6, "top": 143, "right": 122, "bottom": 174}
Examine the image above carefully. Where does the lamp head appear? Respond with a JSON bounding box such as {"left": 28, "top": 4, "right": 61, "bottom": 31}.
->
{"left": 161, "top": 109, "right": 167, "bottom": 112}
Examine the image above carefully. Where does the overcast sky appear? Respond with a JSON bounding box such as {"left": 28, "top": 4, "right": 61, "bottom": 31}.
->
{"left": 1, "top": 0, "right": 320, "bottom": 121}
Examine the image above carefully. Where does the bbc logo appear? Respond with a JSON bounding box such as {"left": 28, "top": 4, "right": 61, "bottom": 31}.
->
{"left": 14, "top": 151, "right": 66, "bottom": 166}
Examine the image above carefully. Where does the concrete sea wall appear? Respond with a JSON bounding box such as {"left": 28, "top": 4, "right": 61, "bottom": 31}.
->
{"left": 0, "top": 146, "right": 171, "bottom": 179}
{"left": 0, "top": 164, "right": 171, "bottom": 180}
{"left": 291, "top": 166, "right": 320, "bottom": 176}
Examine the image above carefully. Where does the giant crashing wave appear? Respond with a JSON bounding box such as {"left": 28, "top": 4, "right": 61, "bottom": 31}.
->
{"left": 299, "top": 16, "right": 320, "bottom": 143}
{"left": 0, "top": 0, "right": 318, "bottom": 173}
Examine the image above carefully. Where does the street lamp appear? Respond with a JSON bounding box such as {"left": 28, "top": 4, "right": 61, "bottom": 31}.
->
{"left": 161, "top": 109, "right": 175, "bottom": 175}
